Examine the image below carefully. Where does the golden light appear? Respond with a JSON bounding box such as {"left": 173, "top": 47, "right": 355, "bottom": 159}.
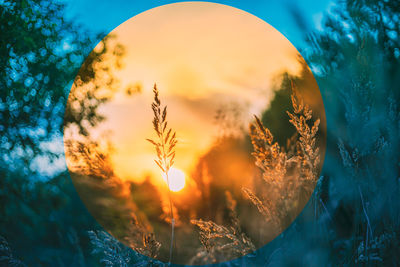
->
{"left": 162, "top": 167, "right": 186, "bottom": 192}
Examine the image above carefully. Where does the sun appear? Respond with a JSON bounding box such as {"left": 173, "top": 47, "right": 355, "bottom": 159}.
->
{"left": 162, "top": 167, "right": 186, "bottom": 192}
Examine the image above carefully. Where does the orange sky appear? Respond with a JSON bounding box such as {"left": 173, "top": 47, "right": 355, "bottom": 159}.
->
{"left": 90, "top": 2, "right": 302, "bottom": 185}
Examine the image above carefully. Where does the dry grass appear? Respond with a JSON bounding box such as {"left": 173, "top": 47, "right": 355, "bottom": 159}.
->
{"left": 64, "top": 138, "right": 114, "bottom": 180}
{"left": 146, "top": 84, "right": 178, "bottom": 176}
{"left": 124, "top": 213, "right": 161, "bottom": 258}
{"left": 186, "top": 81, "right": 321, "bottom": 263}
{"left": 147, "top": 83, "right": 178, "bottom": 263}
{"left": 65, "top": 134, "right": 162, "bottom": 260}
{"left": 190, "top": 191, "right": 255, "bottom": 264}
{"left": 243, "top": 81, "right": 321, "bottom": 233}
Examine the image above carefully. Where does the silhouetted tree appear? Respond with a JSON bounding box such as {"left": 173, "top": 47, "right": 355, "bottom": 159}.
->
{"left": 0, "top": 0, "right": 127, "bottom": 265}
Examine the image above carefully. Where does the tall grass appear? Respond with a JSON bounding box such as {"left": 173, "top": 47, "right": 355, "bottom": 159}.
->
{"left": 188, "top": 81, "right": 321, "bottom": 263}
{"left": 242, "top": 81, "right": 320, "bottom": 232}
{"left": 242, "top": 82, "right": 320, "bottom": 236}
{"left": 190, "top": 191, "right": 255, "bottom": 264}
{"left": 147, "top": 84, "right": 178, "bottom": 264}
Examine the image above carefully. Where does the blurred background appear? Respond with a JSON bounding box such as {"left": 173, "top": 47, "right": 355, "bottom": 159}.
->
{"left": 1, "top": 0, "right": 399, "bottom": 266}
{"left": 62, "top": 3, "right": 326, "bottom": 263}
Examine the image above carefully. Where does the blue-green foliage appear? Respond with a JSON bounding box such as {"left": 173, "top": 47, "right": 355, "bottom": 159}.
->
{"left": 88, "top": 231, "right": 164, "bottom": 267}
{"left": 0, "top": 0, "right": 110, "bottom": 265}
{"left": 0, "top": 236, "right": 26, "bottom": 267}
{"left": 252, "top": 0, "right": 400, "bottom": 265}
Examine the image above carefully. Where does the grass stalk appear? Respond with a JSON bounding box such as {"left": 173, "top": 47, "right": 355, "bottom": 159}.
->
{"left": 147, "top": 84, "right": 177, "bottom": 264}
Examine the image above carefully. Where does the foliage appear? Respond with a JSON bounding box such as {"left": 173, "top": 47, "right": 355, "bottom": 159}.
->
{"left": 186, "top": 87, "right": 321, "bottom": 264}
{"left": 88, "top": 231, "right": 163, "bottom": 267}
{"left": 64, "top": 34, "right": 126, "bottom": 137}
{"left": 0, "top": 236, "right": 26, "bottom": 267}
{"left": 1, "top": 0, "right": 91, "bottom": 162}
{"left": 250, "top": 0, "right": 400, "bottom": 265}
{"left": 260, "top": 59, "right": 325, "bottom": 148}
{"left": 190, "top": 192, "right": 255, "bottom": 264}
{"left": 306, "top": 0, "right": 400, "bottom": 265}
{"left": 65, "top": 138, "right": 115, "bottom": 179}
{"left": 0, "top": 0, "right": 126, "bottom": 265}
{"left": 243, "top": 87, "right": 320, "bottom": 233}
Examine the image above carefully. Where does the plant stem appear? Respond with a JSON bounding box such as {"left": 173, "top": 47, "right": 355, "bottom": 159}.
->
{"left": 148, "top": 84, "right": 177, "bottom": 264}
{"left": 160, "top": 118, "right": 175, "bottom": 264}
{"left": 165, "top": 172, "right": 175, "bottom": 264}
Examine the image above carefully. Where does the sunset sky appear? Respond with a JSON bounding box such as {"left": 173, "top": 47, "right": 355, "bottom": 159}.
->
{"left": 85, "top": 2, "right": 304, "bottom": 186}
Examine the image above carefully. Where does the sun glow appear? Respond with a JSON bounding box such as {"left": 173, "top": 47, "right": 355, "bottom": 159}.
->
{"left": 162, "top": 167, "right": 186, "bottom": 192}
{"left": 92, "top": 2, "right": 303, "bottom": 182}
